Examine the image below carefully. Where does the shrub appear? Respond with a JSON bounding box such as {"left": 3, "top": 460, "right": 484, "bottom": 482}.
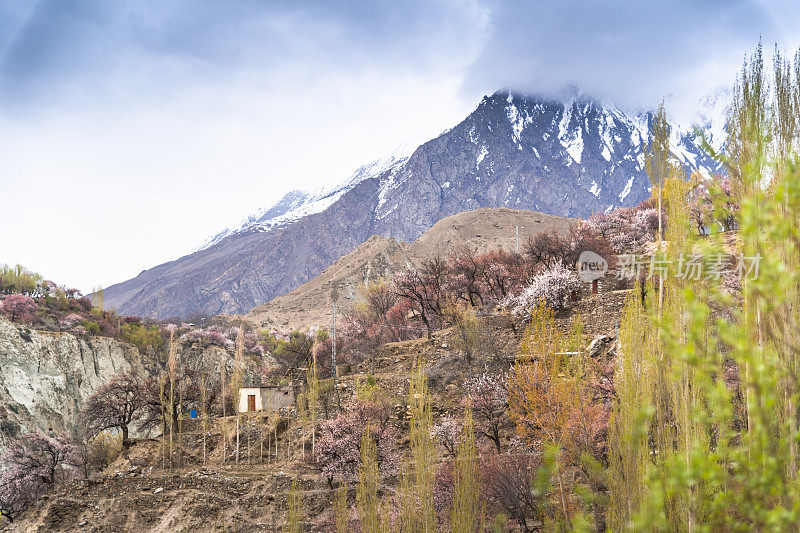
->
{"left": 120, "top": 322, "right": 164, "bottom": 352}
{"left": 76, "top": 432, "right": 123, "bottom": 476}
{"left": 80, "top": 320, "right": 101, "bottom": 335}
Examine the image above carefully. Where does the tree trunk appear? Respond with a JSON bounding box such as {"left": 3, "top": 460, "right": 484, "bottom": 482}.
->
{"left": 557, "top": 467, "right": 571, "bottom": 529}
{"left": 422, "top": 312, "right": 432, "bottom": 340}
{"left": 658, "top": 189, "right": 663, "bottom": 312}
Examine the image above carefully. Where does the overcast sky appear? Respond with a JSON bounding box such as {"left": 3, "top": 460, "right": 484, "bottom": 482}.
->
{"left": 1, "top": 0, "right": 799, "bottom": 292}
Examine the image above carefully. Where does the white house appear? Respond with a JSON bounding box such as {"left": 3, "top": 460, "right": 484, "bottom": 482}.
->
{"left": 237, "top": 386, "right": 294, "bottom": 413}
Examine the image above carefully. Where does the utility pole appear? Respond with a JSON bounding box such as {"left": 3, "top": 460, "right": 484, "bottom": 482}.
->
{"left": 330, "top": 287, "right": 338, "bottom": 380}
{"left": 332, "top": 303, "right": 336, "bottom": 366}
{"left": 331, "top": 287, "right": 341, "bottom": 411}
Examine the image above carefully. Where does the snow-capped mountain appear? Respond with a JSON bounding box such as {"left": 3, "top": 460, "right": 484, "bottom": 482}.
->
{"left": 197, "top": 153, "right": 409, "bottom": 251}
{"left": 104, "top": 89, "right": 728, "bottom": 319}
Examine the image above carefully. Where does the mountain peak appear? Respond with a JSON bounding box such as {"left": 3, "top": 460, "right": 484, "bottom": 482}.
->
{"left": 106, "top": 88, "right": 726, "bottom": 319}
{"left": 196, "top": 151, "right": 409, "bottom": 252}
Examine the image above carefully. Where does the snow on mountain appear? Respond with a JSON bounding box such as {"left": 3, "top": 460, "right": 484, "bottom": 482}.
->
{"left": 200, "top": 88, "right": 730, "bottom": 252}
{"left": 693, "top": 86, "right": 731, "bottom": 153}
{"left": 108, "top": 88, "right": 733, "bottom": 320}
{"left": 197, "top": 150, "right": 409, "bottom": 251}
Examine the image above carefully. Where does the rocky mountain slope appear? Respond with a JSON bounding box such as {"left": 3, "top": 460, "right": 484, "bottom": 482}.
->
{"left": 104, "top": 90, "right": 725, "bottom": 319}
{"left": 0, "top": 318, "right": 144, "bottom": 449}
{"left": 245, "top": 207, "right": 575, "bottom": 333}
{"left": 0, "top": 318, "right": 264, "bottom": 450}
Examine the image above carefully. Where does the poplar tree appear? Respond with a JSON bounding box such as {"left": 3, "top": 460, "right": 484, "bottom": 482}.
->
{"left": 508, "top": 304, "right": 582, "bottom": 528}
{"left": 773, "top": 45, "right": 795, "bottom": 168}
{"left": 614, "top": 42, "right": 800, "bottom": 530}
{"left": 91, "top": 285, "right": 105, "bottom": 311}
{"left": 451, "top": 407, "right": 481, "bottom": 533}
{"left": 200, "top": 373, "right": 209, "bottom": 465}
{"left": 221, "top": 360, "right": 227, "bottom": 465}
{"left": 286, "top": 479, "right": 304, "bottom": 533}
{"left": 397, "top": 356, "right": 437, "bottom": 532}
{"left": 167, "top": 332, "right": 178, "bottom": 468}
{"left": 357, "top": 426, "right": 381, "bottom": 533}
{"left": 607, "top": 284, "right": 657, "bottom": 531}
{"left": 232, "top": 328, "right": 245, "bottom": 465}
{"left": 727, "top": 40, "right": 768, "bottom": 199}
{"left": 307, "top": 358, "right": 319, "bottom": 457}
{"left": 645, "top": 101, "right": 671, "bottom": 244}
{"left": 646, "top": 101, "right": 672, "bottom": 312}
{"left": 334, "top": 483, "right": 348, "bottom": 533}
{"left": 231, "top": 327, "right": 245, "bottom": 412}
{"left": 409, "top": 356, "right": 436, "bottom": 532}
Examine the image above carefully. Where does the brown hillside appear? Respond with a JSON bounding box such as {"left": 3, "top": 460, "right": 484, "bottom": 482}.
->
{"left": 407, "top": 207, "right": 576, "bottom": 259}
{"left": 244, "top": 235, "right": 413, "bottom": 332}
{"left": 244, "top": 208, "right": 577, "bottom": 333}
{"left": 7, "top": 288, "right": 627, "bottom": 533}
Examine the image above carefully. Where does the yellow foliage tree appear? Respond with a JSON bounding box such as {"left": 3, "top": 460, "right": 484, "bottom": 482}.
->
{"left": 508, "top": 302, "right": 587, "bottom": 528}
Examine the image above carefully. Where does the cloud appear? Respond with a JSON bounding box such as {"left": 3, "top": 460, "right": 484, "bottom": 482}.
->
{"left": 0, "top": 0, "right": 489, "bottom": 109}
{"left": 462, "top": 0, "right": 800, "bottom": 121}
{"left": 0, "top": 1, "right": 490, "bottom": 291}
{"left": 1, "top": 0, "right": 799, "bottom": 293}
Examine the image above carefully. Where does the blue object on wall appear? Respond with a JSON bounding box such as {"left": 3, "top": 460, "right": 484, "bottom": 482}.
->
{"left": 190, "top": 409, "right": 197, "bottom": 419}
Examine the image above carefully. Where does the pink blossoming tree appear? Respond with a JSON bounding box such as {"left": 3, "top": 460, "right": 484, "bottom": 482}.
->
{"left": 0, "top": 432, "right": 80, "bottom": 522}
{"left": 465, "top": 370, "right": 509, "bottom": 453}
{"left": 313, "top": 400, "right": 400, "bottom": 487}
{"left": 0, "top": 294, "right": 37, "bottom": 324}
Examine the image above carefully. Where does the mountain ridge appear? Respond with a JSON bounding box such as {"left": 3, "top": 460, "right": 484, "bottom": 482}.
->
{"left": 244, "top": 207, "right": 577, "bottom": 333}
{"left": 104, "top": 89, "right": 727, "bottom": 319}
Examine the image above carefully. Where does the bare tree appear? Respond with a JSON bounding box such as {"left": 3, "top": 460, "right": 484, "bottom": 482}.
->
{"left": 80, "top": 372, "right": 144, "bottom": 445}
{"left": 450, "top": 246, "right": 484, "bottom": 307}
{"left": 482, "top": 453, "right": 549, "bottom": 533}
{"left": 394, "top": 257, "right": 449, "bottom": 339}
{"left": 524, "top": 230, "right": 571, "bottom": 267}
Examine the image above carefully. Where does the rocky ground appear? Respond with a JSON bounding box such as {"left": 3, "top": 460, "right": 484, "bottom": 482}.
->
{"left": 4, "top": 288, "right": 630, "bottom": 532}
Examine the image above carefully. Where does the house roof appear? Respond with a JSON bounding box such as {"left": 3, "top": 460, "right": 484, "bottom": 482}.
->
{"left": 240, "top": 385, "right": 292, "bottom": 390}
